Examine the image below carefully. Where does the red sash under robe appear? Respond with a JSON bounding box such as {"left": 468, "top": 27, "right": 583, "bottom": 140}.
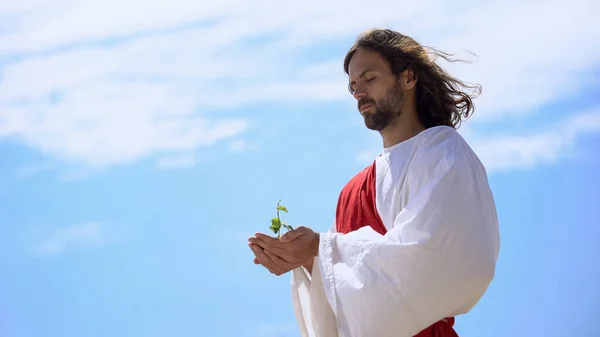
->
{"left": 335, "top": 160, "right": 459, "bottom": 337}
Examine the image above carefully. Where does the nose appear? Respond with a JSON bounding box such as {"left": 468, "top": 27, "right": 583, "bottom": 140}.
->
{"left": 352, "top": 86, "right": 367, "bottom": 100}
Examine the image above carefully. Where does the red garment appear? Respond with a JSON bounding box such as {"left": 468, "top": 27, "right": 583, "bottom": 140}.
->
{"left": 335, "top": 160, "right": 459, "bottom": 337}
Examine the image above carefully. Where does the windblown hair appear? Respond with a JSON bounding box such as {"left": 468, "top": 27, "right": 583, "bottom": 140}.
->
{"left": 343, "top": 29, "right": 481, "bottom": 129}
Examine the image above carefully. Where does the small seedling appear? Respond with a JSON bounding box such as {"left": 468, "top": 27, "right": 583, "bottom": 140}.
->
{"left": 270, "top": 199, "right": 294, "bottom": 238}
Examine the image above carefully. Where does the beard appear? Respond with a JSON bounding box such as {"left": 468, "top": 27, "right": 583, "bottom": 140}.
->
{"left": 358, "top": 83, "right": 404, "bottom": 131}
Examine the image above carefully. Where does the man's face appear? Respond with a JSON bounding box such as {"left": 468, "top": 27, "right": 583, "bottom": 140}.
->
{"left": 347, "top": 48, "right": 403, "bottom": 131}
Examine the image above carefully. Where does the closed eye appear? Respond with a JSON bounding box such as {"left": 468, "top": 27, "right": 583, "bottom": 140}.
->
{"left": 348, "top": 74, "right": 375, "bottom": 94}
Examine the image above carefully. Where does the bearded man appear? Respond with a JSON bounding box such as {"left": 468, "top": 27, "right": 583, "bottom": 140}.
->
{"left": 248, "top": 28, "right": 500, "bottom": 337}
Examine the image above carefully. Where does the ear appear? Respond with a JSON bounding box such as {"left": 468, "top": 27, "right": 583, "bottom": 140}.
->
{"left": 402, "top": 68, "right": 418, "bottom": 90}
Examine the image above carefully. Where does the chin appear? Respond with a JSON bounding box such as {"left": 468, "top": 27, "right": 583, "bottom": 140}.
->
{"left": 363, "top": 113, "right": 394, "bottom": 131}
{"left": 364, "top": 119, "right": 386, "bottom": 131}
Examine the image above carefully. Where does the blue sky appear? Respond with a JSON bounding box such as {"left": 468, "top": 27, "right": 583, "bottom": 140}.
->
{"left": 1, "top": 1, "right": 599, "bottom": 336}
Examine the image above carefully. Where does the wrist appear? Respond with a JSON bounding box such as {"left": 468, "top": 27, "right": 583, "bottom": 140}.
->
{"left": 302, "top": 258, "right": 315, "bottom": 276}
{"left": 303, "top": 258, "right": 314, "bottom": 269}
{"left": 311, "top": 232, "right": 320, "bottom": 257}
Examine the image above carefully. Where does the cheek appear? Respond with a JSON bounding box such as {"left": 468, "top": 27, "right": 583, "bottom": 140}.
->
{"left": 370, "top": 79, "right": 396, "bottom": 99}
{"left": 367, "top": 86, "right": 386, "bottom": 103}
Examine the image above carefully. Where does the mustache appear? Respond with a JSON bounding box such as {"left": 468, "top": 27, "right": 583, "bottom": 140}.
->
{"left": 358, "top": 98, "right": 376, "bottom": 110}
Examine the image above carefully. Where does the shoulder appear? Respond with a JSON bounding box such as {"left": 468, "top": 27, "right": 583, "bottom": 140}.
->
{"left": 416, "top": 125, "right": 461, "bottom": 153}
{"left": 410, "top": 126, "right": 486, "bottom": 178}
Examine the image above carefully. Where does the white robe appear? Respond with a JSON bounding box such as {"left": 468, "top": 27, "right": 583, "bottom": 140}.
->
{"left": 291, "top": 126, "right": 500, "bottom": 337}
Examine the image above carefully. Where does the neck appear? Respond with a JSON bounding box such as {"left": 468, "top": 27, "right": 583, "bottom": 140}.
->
{"left": 379, "top": 109, "right": 425, "bottom": 148}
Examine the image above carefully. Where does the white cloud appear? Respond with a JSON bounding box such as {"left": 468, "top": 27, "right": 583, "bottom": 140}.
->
{"left": 468, "top": 109, "right": 600, "bottom": 173}
{"left": 35, "top": 222, "right": 106, "bottom": 256}
{"left": 0, "top": 79, "right": 252, "bottom": 168}
{"left": 0, "top": 0, "right": 598, "bottom": 169}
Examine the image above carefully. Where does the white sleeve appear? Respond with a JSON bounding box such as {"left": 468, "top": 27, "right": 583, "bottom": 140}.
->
{"left": 291, "top": 221, "right": 338, "bottom": 337}
{"left": 316, "top": 133, "right": 500, "bottom": 337}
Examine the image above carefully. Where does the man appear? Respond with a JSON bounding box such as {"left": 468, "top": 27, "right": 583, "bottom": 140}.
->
{"left": 248, "top": 28, "right": 500, "bottom": 337}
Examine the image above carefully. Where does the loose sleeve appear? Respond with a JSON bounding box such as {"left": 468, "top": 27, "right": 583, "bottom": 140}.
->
{"left": 291, "top": 221, "right": 338, "bottom": 337}
{"left": 316, "top": 133, "right": 500, "bottom": 337}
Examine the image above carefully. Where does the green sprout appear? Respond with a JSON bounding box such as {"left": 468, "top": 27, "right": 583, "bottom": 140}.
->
{"left": 270, "top": 199, "right": 294, "bottom": 238}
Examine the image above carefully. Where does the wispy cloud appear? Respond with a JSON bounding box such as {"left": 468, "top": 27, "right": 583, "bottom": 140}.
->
{"left": 469, "top": 109, "right": 600, "bottom": 173}
{"left": 0, "top": 0, "right": 598, "bottom": 169}
{"left": 35, "top": 222, "right": 106, "bottom": 256}
{"left": 15, "top": 161, "right": 57, "bottom": 178}
{"left": 227, "top": 139, "right": 249, "bottom": 153}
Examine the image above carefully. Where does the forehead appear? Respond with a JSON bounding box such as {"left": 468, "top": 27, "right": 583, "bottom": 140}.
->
{"left": 347, "top": 48, "right": 389, "bottom": 78}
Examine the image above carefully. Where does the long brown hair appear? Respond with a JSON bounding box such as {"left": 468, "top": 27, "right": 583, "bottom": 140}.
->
{"left": 343, "top": 29, "right": 481, "bottom": 129}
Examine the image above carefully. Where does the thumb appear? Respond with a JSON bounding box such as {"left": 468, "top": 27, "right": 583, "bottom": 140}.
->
{"left": 280, "top": 226, "right": 307, "bottom": 243}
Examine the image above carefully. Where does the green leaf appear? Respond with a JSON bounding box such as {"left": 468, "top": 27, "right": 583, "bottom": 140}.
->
{"left": 276, "top": 205, "right": 288, "bottom": 213}
{"left": 271, "top": 217, "right": 282, "bottom": 231}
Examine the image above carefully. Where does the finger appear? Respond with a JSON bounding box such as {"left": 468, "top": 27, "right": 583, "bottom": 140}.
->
{"left": 250, "top": 245, "right": 276, "bottom": 272}
{"left": 253, "top": 233, "right": 285, "bottom": 248}
{"left": 264, "top": 249, "right": 299, "bottom": 273}
{"left": 280, "top": 226, "right": 308, "bottom": 243}
{"left": 249, "top": 237, "right": 304, "bottom": 265}
{"left": 250, "top": 244, "right": 284, "bottom": 275}
{"left": 249, "top": 237, "right": 290, "bottom": 258}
